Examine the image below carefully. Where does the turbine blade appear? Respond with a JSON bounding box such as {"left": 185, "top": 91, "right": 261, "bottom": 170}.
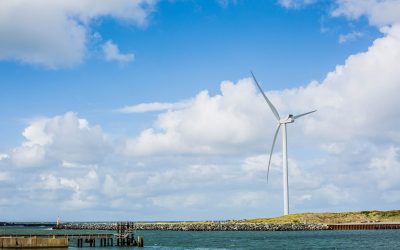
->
{"left": 267, "top": 124, "right": 281, "bottom": 183}
{"left": 251, "top": 71, "right": 280, "bottom": 120}
{"left": 293, "top": 110, "right": 317, "bottom": 120}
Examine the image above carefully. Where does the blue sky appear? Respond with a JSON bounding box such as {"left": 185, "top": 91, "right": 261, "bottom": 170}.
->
{"left": 0, "top": 0, "right": 400, "bottom": 221}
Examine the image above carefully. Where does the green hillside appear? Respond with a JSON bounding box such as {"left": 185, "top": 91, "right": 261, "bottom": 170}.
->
{"left": 239, "top": 210, "right": 400, "bottom": 224}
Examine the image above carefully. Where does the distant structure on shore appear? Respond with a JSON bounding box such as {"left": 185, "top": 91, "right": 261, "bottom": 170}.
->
{"left": 251, "top": 72, "right": 316, "bottom": 215}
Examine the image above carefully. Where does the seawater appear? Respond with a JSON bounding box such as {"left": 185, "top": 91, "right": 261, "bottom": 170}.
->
{"left": 2, "top": 226, "right": 400, "bottom": 249}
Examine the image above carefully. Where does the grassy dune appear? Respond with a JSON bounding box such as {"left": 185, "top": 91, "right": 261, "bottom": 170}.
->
{"left": 239, "top": 210, "right": 400, "bottom": 224}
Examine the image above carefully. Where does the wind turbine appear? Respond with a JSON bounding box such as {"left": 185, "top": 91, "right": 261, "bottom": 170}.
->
{"left": 251, "top": 72, "right": 316, "bottom": 215}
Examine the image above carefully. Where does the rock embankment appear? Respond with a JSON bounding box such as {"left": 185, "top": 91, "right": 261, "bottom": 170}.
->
{"left": 54, "top": 222, "right": 328, "bottom": 231}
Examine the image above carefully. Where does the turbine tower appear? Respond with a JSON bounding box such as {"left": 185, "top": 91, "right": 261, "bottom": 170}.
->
{"left": 251, "top": 72, "right": 316, "bottom": 215}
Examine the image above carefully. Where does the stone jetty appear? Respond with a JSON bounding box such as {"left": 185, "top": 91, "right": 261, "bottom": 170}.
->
{"left": 54, "top": 222, "right": 328, "bottom": 231}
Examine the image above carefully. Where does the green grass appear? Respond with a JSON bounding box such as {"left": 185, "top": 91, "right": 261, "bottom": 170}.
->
{"left": 149, "top": 210, "right": 400, "bottom": 225}
{"left": 239, "top": 210, "right": 400, "bottom": 224}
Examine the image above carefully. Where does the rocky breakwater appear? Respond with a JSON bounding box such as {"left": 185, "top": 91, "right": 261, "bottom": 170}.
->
{"left": 54, "top": 223, "right": 118, "bottom": 230}
{"left": 54, "top": 222, "right": 329, "bottom": 231}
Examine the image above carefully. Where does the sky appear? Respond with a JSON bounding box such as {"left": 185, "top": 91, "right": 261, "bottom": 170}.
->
{"left": 0, "top": 0, "right": 400, "bottom": 221}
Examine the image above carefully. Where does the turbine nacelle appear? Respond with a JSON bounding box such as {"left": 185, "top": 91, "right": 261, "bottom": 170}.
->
{"left": 279, "top": 115, "right": 294, "bottom": 124}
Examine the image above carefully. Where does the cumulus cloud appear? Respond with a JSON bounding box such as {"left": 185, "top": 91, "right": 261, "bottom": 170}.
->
{"left": 333, "top": 0, "right": 400, "bottom": 27}
{"left": 11, "top": 112, "right": 109, "bottom": 167}
{"left": 39, "top": 170, "right": 99, "bottom": 191}
{"left": 102, "top": 40, "right": 135, "bottom": 63}
{"left": 124, "top": 80, "right": 273, "bottom": 156}
{"left": 11, "top": 145, "right": 46, "bottom": 167}
{"left": 301, "top": 25, "right": 400, "bottom": 142}
{"left": 0, "top": 0, "right": 155, "bottom": 68}
{"left": 34, "top": 169, "right": 100, "bottom": 210}
{"left": 118, "top": 101, "right": 189, "bottom": 113}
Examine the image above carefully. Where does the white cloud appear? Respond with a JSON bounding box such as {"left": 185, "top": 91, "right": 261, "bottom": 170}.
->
{"left": 124, "top": 80, "right": 273, "bottom": 156}
{"left": 118, "top": 101, "right": 189, "bottom": 113}
{"left": 62, "top": 190, "right": 97, "bottom": 210}
{"left": 102, "top": 40, "right": 135, "bottom": 63}
{"left": 320, "top": 143, "right": 344, "bottom": 154}
{"left": 278, "top": 0, "right": 317, "bottom": 9}
{"left": 39, "top": 170, "right": 99, "bottom": 191}
{"left": 11, "top": 112, "right": 109, "bottom": 167}
{"left": 315, "top": 184, "right": 352, "bottom": 205}
{"left": 11, "top": 144, "right": 46, "bottom": 167}
{"left": 369, "top": 146, "right": 400, "bottom": 191}
{"left": 35, "top": 169, "right": 100, "bottom": 210}
{"left": 339, "top": 31, "right": 363, "bottom": 43}
{"left": 151, "top": 194, "right": 207, "bottom": 209}
{"left": 102, "top": 174, "right": 120, "bottom": 198}
{"left": 0, "top": 172, "right": 11, "bottom": 181}
{"left": 61, "top": 161, "right": 98, "bottom": 169}
{"left": 221, "top": 191, "right": 267, "bottom": 208}
{"left": 333, "top": 0, "right": 400, "bottom": 27}
{"left": 0, "top": 0, "right": 155, "bottom": 68}
{"left": 301, "top": 25, "right": 400, "bottom": 142}
{"left": 0, "top": 153, "right": 9, "bottom": 161}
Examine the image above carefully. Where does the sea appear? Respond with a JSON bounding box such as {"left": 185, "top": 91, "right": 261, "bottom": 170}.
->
{"left": 2, "top": 225, "right": 400, "bottom": 249}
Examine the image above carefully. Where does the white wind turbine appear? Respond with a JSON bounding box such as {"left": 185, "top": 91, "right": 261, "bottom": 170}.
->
{"left": 251, "top": 72, "right": 316, "bottom": 215}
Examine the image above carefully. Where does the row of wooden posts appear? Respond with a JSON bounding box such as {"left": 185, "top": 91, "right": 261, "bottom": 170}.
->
{"left": 76, "top": 222, "right": 144, "bottom": 248}
{"left": 76, "top": 237, "right": 144, "bottom": 247}
{"left": 76, "top": 236, "right": 144, "bottom": 248}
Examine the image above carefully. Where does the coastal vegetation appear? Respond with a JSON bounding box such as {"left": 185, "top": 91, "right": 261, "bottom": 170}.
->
{"left": 239, "top": 210, "right": 400, "bottom": 224}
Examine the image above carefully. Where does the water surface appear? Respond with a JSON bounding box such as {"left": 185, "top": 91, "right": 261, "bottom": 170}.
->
{"left": 2, "top": 226, "right": 399, "bottom": 249}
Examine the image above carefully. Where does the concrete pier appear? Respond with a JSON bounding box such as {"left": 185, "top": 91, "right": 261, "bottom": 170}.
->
{"left": 0, "top": 237, "right": 68, "bottom": 248}
{"left": 1, "top": 222, "right": 144, "bottom": 248}
{"left": 1, "top": 234, "right": 142, "bottom": 248}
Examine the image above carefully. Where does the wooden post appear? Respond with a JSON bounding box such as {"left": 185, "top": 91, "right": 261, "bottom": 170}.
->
{"left": 137, "top": 236, "right": 144, "bottom": 247}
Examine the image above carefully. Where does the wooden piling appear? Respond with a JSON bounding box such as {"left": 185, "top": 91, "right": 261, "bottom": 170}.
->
{"left": 77, "top": 238, "right": 83, "bottom": 248}
{"left": 137, "top": 236, "right": 144, "bottom": 247}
